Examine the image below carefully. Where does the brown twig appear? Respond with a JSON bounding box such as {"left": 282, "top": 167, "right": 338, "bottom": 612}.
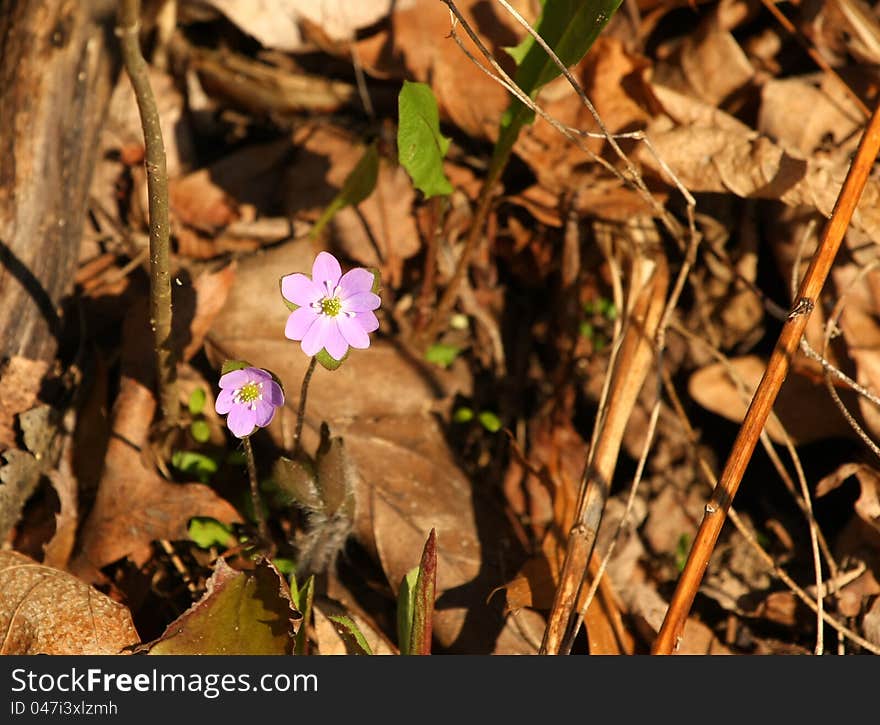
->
{"left": 652, "top": 100, "right": 880, "bottom": 654}
{"left": 117, "top": 0, "right": 179, "bottom": 426}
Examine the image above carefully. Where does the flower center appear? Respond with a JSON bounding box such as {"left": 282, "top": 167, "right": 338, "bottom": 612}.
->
{"left": 235, "top": 381, "right": 262, "bottom": 405}
{"left": 320, "top": 296, "right": 342, "bottom": 317}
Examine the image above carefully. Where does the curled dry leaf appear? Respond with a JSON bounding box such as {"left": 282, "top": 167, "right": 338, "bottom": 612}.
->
{"left": 144, "top": 558, "right": 299, "bottom": 655}
{"left": 0, "top": 550, "right": 139, "bottom": 654}
{"left": 817, "top": 463, "right": 880, "bottom": 536}
{"left": 641, "top": 86, "right": 880, "bottom": 239}
{"left": 0, "top": 449, "right": 41, "bottom": 543}
{"left": 688, "top": 355, "right": 856, "bottom": 445}
{"left": 207, "top": 240, "right": 528, "bottom": 651}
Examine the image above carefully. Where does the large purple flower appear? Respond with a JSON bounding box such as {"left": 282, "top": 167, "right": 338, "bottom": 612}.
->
{"left": 281, "top": 251, "right": 381, "bottom": 361}
{"left": 215, "top": 367, "right": 285, "bottom": 438}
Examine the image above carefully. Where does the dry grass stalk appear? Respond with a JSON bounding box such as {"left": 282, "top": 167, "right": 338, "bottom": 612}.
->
{"left": 541, "top": 250, "right": 669, "bottom": 654}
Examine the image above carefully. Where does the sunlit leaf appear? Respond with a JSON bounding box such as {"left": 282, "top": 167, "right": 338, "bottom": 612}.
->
{"left": 397, "top": 81, "right": 453, "bottom": 198}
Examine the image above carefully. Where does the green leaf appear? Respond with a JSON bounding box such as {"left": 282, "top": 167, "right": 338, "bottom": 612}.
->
{"left": 293, "top": 575, "right": 315, "bottom": 655}
{"left": 188, "top": 517, "right": 234, "bottom": 549}
{"left": 146, "top": 559, "right": 298, "bottom": 654}
{"left": 491, "top": 0, "right": 622, "bottom": 184}
{"left": 327, "top": 614, "right": 373, "bottom": 655}
{"left": 396, "top": 566, "right": 419, "bottom": 655}
{"left": 272, "top": 557, "right": 296, "bottom": 577}
{"left": 190, "top": 419, "right": 211, "bottom": 443}
{"left": 220, "top": 359, "right": 250, "bottom": 375}
{"left": 478, "top": 411, "right": 503, "bottom": 433}
{"left": 424, "top": 342, "right": 461, "bottom": 369}
{"left": 188, "top": 387, "right": 206, "bottom": 415}
{"left": 171, "top": 450, "right": 218, "bottom": 483}
{"left": 397, "top": 81, "right": 453, "bottom": 198}
{"left": 310, "top": 143, "right": 380, "bottom": 240}
{"left": 452, "top": 407, "right": 474, "bottom": 424}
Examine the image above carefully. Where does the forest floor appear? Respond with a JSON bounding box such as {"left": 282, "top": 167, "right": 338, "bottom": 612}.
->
{"left": 3, "top": 0, "right": 880, "bottom": 655}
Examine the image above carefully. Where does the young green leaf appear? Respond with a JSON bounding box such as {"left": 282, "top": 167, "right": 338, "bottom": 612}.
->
{"left": 188, "top": 517, "right": 234, "bottom": 549}
{"left": 310, "top": 143, "right": 380, "bottom": 240}
{"left": 293, "top": 574, "right": 314, "bottom": 655}
{"left": 171, "top": 450, "right": 218, "bottom": 483}
{"left": 491, "top": 0, "right": 623, "bottom": 183}
{"left": 327, "top": 614, "right": 373, "bottom": 655}
{"left": 397, "top": 81, "right": 453, "bottom": 198}
{"left": 188, "top": 387, "right": 206, "bottom": 416}
{"left": 478, "top": 411, "right": 503, "bottom": 433}
{"left": 190, "top": 419, "right": 211, "bottom": 443}
{"left": 424, "top": 342, "right": 461, "bottom": 368}
{"left": 396, "top": 566, "right": 420, "bottom": 655}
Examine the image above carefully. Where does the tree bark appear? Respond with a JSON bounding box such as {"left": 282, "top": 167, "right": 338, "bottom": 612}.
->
{"left": 0, "top": 0, "right": 119, "bottom": 364}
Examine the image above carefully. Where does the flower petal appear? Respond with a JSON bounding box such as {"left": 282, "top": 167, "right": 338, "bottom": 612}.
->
{"left": 227, "top": 405, "right": 256, "bottom": 438}
{"left": 312, "top": 252, "right": 342, "bottom": 290}
{"left": 252, "top": 399, "right": 277, "bottom": 428}
{"left": 338, "top": 268, "right": 375, "bottom": 296}
{"left": 285, "top": 307, "right": 319, "bottom": 341}
{"left": 323, "top": 320, "right": 350, "bottom": 360}
{"left": 215, "top": 388, "right": 235, "bottom": 415}
{"left": 265, "top": 380, "right": 285, "bottom": 407}
{"left": 218, "top": 368, "right": 250, "bottom": 390}
{"left": 301, "top": 315, "right": 332, "bottom": 357}
{"left": 281, "top": 273, "right": 322, "bottom": 307}
{"left": 337, "top": 315, "right": 370, "bottom": 349}
{"left": 353, "top": 309, "right": 379, "bottom": 333}
{"left": 246, "top": 367, "right": 273, "bottom": 384}
{"left": 341, "top": 291, "right": 381, "bottom": 313}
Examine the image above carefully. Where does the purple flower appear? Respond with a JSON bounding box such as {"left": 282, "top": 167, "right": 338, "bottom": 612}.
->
{"left": 281, "top": 251, "right": 381, "bottom": 361}
{"left": 215, "top": 367, "right": 285, "bottom": 438}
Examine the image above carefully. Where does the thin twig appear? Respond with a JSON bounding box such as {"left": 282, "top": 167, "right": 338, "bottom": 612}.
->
{"left": 117, "top": 0, "right": 179, "bottom": 426}
{"left": 292, "top": 357, "right": 318, "bottom": 457}
{"left": 242, "top": 436, "right": 269, "bottom": 544}
{"left": 653, "top": 100, "right": 880, "bottom": 654}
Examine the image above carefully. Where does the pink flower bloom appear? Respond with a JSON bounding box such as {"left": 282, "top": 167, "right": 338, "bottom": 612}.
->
{"left": 281, "top": 251, "right": 381, "bottom": 361}
{"left": 215, "top": 367, "right": 285, "bottom": 438}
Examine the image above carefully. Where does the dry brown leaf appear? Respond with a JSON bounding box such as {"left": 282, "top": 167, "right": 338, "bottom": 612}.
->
{"left": 829, "top": 263, "right": 880, "bottom": 442}
{"left": 0, "top": 449, "right": 41, "bottom": 544}
{"left": 0, "top": 550, "right": 139, "bottom": 654}
{"left": 169, "top": 169, "right": 239, "bottom": 233}
{"left": 356, "top": 0, "right": 516, "bottom": 141}
{"left": 312, "top": 596, "right": 395, "bottom": 655}
{"left": 180, "top": 263, "right": 238, "bottom": 363}
{"left": 640, "top": 89, "right": 880, "bottom": 239}
{"left": 688, "top": 355, "right": 855, "bottom": 445}
{"left": 42, "top": 433, "right": 79, "bottom": 570}
{"left": 513, "top": 37, "right": 653, "bottom": 199}
{"left": 282, "top": 123, "right": 420, "bottom": 288}
{"left": 817, "top": 463, "right": 880, "bottom": 536}
{"left": 650, "top": 12, "right": 754, "bottom": 106}
{"left": 70, "top": 376, "right": 241, "bottom": 579}
{"left": 0, "top": 356, "right": 47, "bottom": 450}
{"left": 207, "top": 239, "right": 526, "bottom": 651}
{"left": 759, "top": 76, "right": 863, "bottom": 157}
{"left": 198, "top": 0, "right": 404, "bottom": 52}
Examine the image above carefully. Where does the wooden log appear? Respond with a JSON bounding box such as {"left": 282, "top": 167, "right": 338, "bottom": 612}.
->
{"left": 0, "top": 0, "right": 119, "bottom": 365}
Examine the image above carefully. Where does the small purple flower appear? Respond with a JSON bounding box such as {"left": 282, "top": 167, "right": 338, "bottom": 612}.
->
{"left": 215, "top": 367, "right": 285, "bottom": 438}
{"left": 281, "top": 251, "right": 381, "bottom": 361}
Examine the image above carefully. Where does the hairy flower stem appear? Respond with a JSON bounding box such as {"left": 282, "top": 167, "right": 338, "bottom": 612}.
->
{"left": 117, "top": 0, "right": 179, "bottom": 426}
{"left": 242, "top": 436, "right": 269, "bottom": 543}
{"left": 292, "top": 357, "right": 318, "bottom": 457}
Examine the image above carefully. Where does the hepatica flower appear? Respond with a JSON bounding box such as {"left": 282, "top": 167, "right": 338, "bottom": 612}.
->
{"left": 281, "top": 251, "right": 381, "bottom": 361}
{"left": 215, "top": 366, "right": 284, "bottom": 438}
